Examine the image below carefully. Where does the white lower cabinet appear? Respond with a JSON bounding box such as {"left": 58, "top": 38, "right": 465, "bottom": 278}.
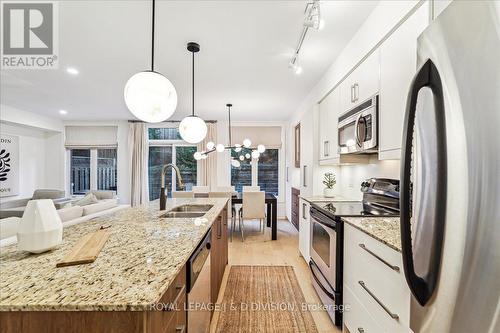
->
{"left": 344, "top": 285, "right": 384, "bottom": 333}
{"left": 298, "top": 199, "right": 310, "bottom": 263}
{"left": 343, "top": 224, "right": 411, "bottom": 333}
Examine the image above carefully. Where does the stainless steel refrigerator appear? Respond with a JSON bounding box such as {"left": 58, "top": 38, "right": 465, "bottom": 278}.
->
{"left": 400, "top": 1, "right": 500, "bottom": 333}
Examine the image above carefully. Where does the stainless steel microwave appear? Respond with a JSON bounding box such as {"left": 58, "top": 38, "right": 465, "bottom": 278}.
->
{"left": 338, "top": 95, "right": 378, "bottom": 154}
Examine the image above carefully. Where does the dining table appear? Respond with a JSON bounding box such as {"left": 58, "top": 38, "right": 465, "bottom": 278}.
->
{"left": 231, "top": 192, "right": 278, "bottom": 240}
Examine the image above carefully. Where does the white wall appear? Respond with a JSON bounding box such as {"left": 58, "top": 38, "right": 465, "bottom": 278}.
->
{"left": 0, "top": 107, "right": 65, "bottom": 202}
{"left": 0, "top": 124, "right": 47, "bottom": 202}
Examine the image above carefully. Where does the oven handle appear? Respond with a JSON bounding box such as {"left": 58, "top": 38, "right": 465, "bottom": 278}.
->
{"left": 309, "top": 260, "right": 336, "bottom": 300}
{"left": 310, "top": 207, "right": 336, "bottom": 230}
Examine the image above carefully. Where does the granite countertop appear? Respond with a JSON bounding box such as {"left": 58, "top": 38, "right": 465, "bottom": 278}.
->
{"left": 299, "top": 195, "right": 355, "bottom": 203}
{"left": 342, "top": 217, "right": 401, "bottom": 252}
{"left": 0, "top": 198, "right": 227, "bottom": 312}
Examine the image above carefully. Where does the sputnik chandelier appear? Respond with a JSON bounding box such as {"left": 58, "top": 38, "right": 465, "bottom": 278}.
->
{"left": 193, "top": 104, "right": 265, "bottom": 167}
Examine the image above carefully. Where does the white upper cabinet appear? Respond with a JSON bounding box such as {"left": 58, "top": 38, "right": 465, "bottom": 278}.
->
{"left": 318, "top": 88, "right": 340, "bottom": 162}
{"left": 379, "top": 3, "right": 429, "bottom": 160}
{"left": 300, "top": 108, "right": 314, "bottom": 196}
{"left": 339, "top": 49, "right": 381, "bottom": 114}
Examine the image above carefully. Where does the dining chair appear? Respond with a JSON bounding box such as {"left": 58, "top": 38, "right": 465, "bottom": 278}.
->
{"left": 242, "top": 186, "right": 260, "bottom": 192}
{"left": 209, "top": 191, "right": 234, "bottom": 238}
{"left": 214, "top": 186, "right": 236, "bottom": 194}
{"left": 192, "top": 186, "right": 210, "bottom": 193}
{"left": 238, "top": 191, "right": 266, "bottom": 241}
{"left": 172, "top": 191, "right": 194, "bottom": 198}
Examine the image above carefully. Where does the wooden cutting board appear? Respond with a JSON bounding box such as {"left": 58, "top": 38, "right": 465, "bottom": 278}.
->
{"left": 56, "top": 229, "right": 111, "bottom": 267}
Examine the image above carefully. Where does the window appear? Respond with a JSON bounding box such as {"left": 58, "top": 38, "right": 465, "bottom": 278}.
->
{"left": 230, "top": 148, "right": 280, "bottom": 195}
{"left": 70, "top": 148, "right": 117, "bottom": 195}
{"left": 148, "top": 146, "right": 172, "bottom": 201}
{"left": 147, "top": 127, "right": 197, "bottom": 200}
{"left": 70, "top": 149, "right": 90, "bottom": 195}
{"left": 148, "top": 128, "right": 182, "bottom": 140}
{"left": 176, "top": 146, "right": 197, "bottom": 191}
{"left": 97, "top": 149, "right": 117, "bottom": 191}
{"left": 231, "top": 148, "right": 252, "bottom": 193}
{"left": 257, "top": 149, "right": 279, "bottom": 196}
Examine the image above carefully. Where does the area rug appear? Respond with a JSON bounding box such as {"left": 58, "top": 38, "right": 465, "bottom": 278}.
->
{"left": 215, "top": 265, "right": 318, "bottom": 333}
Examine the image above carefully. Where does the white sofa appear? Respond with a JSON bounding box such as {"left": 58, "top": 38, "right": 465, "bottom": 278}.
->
{"left": 0, "top": 197, "right": 129, "bottom": 247}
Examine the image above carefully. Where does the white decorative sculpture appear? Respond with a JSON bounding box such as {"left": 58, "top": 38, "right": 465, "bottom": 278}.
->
{"left": 17, "top": 200, "right": 63, "bottom": 253}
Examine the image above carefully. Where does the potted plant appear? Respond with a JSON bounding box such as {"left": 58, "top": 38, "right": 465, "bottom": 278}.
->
{"left": 323, "top": 172, "right": 336, "bottom": 198}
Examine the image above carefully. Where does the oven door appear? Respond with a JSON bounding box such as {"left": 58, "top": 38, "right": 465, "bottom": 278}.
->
{"left": 310, "top": 207, "right": 337, "bottom": 290}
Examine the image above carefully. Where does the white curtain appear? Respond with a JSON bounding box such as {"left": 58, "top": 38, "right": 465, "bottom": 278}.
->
{"left": 128, "top": 122, "right": 149, "bottom": 206}
{"left": 197, "top": 122, "right": 217, "bottom": 189}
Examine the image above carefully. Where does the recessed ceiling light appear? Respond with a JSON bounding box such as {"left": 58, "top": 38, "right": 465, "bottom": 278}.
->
{"left": 66, "top": 67, "right": 79, "bottom": 75}
{"left": 59, "top": 110, "right": 68, "bottom": 115}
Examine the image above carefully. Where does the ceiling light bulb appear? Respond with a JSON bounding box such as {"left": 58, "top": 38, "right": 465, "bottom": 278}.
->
{"left": 206, "top": 141, "right": 215, "bottom": 150}
{"left": 234, "top": 144, "right": 242, "bottom": 153}
{"left": 294, "top": 65, "right": 303, "bottom": 75}
{"left": 231, "top": 159, "right": 241, "bottom": 168}
{"left": 66, "top": 67, "right": 79, "bottom": 75}
{"left": 201, "top": 154, "right": 208, "bottom": 159}
{"left": 243, "top": 139, "right": 252, "bottom": 148}
{"left": 251, "top": 150, "right": 260, "bottom": 159}
{"left": 59, "top": 109, "right": 68, "bottom": 115}
{"left": 179, "top": 115, "right": 207, "bottom": 144}
{"left": 239, "top": 155, "right": 245, "bottom": 161}
{"left": 257, "top": 144, "right": 266, "bottom": 153}
{"left": 245, "top": 153, "right": 251, "bottom": 159}
{"left": 124, "top": 71, "right": 177, "bottom": 123}
{"left": 216, "top": 144, "right": 225, "bottom": 152}
{"left": 194, "top": 152, "right": 202, "bottom": 160}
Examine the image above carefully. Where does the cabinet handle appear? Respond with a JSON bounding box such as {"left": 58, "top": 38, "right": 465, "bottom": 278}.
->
{"left": 176, "top": 325, "right": 186, "bottom": 333}
{"left": 357, "top": 328, "right": 365, "bottom": 333}
{"left": 303, "top": 165, "right": 307, "bottom": 187}
{"left": 302, "top": 203, "right": 306, "bottom": 219}
{"left": 162, "top": 284, "right": 186, "bottom": 311}
{"left": 359, "top": 243, "right": 400, "bottom": 272}
{"left": 354, "top": 83, "right": 359, "bottom": 101}
{"left": 217, "top": 217, "right": 222, "bottom": 239}
{"left": 358, "top": 281, "right": 399, "bottom": 320}
{"left": 324, "top": 141, "right": 329, "bottom": 157}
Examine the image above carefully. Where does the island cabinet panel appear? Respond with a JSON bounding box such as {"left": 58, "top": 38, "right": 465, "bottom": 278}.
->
{"left": 0, "top": 265, "right": 187, "bottom": 333}
{"left": 210, "top": 209, "right": 228, "bottom": 306}
{"left": 147, "top": 264, "right": 187, "bottom": 333}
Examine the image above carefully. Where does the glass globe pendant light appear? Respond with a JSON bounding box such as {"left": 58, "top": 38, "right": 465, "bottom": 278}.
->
{"left": 124, "top": 0, "right": 177, "bottom": 123}
{"left": 179, "top": 42, "right": 207, "bottom": 144}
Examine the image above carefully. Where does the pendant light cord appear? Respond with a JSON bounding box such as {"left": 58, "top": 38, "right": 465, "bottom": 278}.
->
{"left": 151, "top": 0, "right": 155, "bottom": 72}
{"left": 192, "top": 51, "right": 195, "bottom": 116}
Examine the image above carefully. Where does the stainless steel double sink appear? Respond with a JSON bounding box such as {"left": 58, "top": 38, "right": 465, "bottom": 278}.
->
{"left": 159, "top": 204, "right": 213, "bottom": 219}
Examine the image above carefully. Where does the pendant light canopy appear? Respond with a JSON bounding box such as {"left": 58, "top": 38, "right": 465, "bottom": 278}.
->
{"left": 124, "top": 0, "right": 177, "bottom": 123}
{"left": 179, "top": 42, "right": 207, "bottom": 144}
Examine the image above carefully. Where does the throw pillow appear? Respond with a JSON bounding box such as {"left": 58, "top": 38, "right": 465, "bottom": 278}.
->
{"left": 74, "top": 193, "right": 99, "bottom": 206}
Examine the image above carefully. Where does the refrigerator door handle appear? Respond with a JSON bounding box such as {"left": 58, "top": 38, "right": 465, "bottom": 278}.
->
{"left": 400, "top": 59, "right": 447, "bottom": 306}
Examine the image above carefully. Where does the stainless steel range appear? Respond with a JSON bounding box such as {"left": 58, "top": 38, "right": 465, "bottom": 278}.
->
{"left": 309, "top": 178, "right": 400, "bottom": 327}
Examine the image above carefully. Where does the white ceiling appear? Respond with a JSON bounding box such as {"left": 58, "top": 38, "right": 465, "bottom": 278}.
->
{"left": 0, "top": 1, "right": 377, "bottom": 121}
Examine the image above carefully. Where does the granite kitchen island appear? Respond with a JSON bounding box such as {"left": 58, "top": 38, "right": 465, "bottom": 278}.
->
{"left": 0, "top": 198, "right": 229, "bottom": 332}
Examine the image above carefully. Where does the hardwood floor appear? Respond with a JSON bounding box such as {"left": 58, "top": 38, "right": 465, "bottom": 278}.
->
{"left": 210, "top": 219, "right": 341, "bottom": 333}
